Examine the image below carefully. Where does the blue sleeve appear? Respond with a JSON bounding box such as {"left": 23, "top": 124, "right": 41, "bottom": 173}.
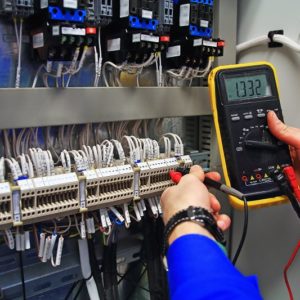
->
{"left": 167, "top": 234, "right": 263, "bottom": 300}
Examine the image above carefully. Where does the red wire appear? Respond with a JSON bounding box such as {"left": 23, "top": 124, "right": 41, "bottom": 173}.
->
{"left": 283, "top": 240, "right": 300, "bottom": 300}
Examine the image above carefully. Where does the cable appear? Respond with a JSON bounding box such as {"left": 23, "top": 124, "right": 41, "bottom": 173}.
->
{"left": 19, "top": 251, "right": 26, "bottom": 300}
{"left": 232, "top": 196, "right": 248, "bottom": 265}
{"left": 103, "top": 226, "right": 119, "bottom": 300}
{"left": 78, "top": 238, "right": 100, "bottom": 300}
{"left": 283, "top": 240, "right": 300, "bottom": 300}
{"left": 13, "top": 17, "right": 23, "bottom": 88}
{"left": 270, "top": 168, "right": 300, "bottom": 218}
{"left": 124, "top": 268, "right": 147, "bottom": 300}
{"left": 87, "top": 238, "right": 106, "bottom": 299}
{"left": 64, "top": 280, "right": 81, "bottom": 300}
{"left": 73, "top": 280, "right": 85, "bottom": 300}
{"left": 236, "top": 34, "right": 300, "bottom": 54}
{"left": 32, "top": 64, "right": 46, "bottom": 88}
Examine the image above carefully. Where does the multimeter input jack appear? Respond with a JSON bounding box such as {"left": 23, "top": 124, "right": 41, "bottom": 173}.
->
{"left": 241, "top": 176, "right": 248, "bottom": 182}
{"left": 255, "top": 174, "right": 262, "bottom": 180}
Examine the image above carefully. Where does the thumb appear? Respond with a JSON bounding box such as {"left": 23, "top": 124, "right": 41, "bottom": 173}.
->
{"left": 267, "top": 111, "right": 300, "bottom": 149}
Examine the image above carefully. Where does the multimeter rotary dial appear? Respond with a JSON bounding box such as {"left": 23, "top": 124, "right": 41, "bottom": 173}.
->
{"left": 243, "top": 127, "right": 280, "bottom": 151}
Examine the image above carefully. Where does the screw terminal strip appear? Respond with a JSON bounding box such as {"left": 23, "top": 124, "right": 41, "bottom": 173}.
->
{"left": 0, "top": 182, "right": 12, "bottom": 226}
{"left": 0, "top": 154, "right": 196, "bottom": 230}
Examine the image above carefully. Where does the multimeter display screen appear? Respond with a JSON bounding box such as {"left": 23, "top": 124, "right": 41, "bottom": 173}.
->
{"left": 225, "top": 74, "right": 272, "bottom": 101}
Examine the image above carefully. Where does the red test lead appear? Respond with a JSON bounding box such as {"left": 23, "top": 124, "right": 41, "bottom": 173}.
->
{"left": 169, "top": 170, "right": 183, "bottom": 184}
{"left": 283, "top": 166, "right": 300, "bottom": 201}
{"left": 169, "top": 168, "right": 244, "bottom": 200}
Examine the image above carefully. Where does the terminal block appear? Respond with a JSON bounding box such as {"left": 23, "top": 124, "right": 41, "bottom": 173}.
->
{"left": 0, "top": 182, "right": 12, "bottom": 227}
{"left": 98, "top": 165, "right": 134, "bottom": 206}
{"left": 147, "top": 157, "right": 179, "bottom": 196}
{"left": 0, "top": 0, "right": 34, "bottom": 17}
{"left": 0, "top": 154, "right": 196, "bottom": 229}
{"left": 16, "top": 173, "right": 80, "bottom": 225}
{"left": 83, "top": 165, "right": 134, "bottom": 210}
{"left": 136, "top": 162, "right": 151, "bottom": 197}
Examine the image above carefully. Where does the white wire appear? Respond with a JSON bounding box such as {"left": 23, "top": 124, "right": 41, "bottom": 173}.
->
{"left": 158, "top": 52, "right": 163, "bottom": 87}
{"left": 94, "top": 46, "right": 99, "bottom": 87}
{"left": 13, "top": 17, "right": 19, "bottom": 45}
{"left": 32, "top": 64, "right": 46, "bottom": 88}
{"left": 103, "top": 61, "right": 123, "bottom": 87}
{"left": 237, "top": 33, "right": 300, "bottom": 53}
{"left": 15, "top": 19, "right": 23, "bottom": 88}
{"left": 273, "top": 34, "right": 300, "bottom": 52}
{"left": 155, "top": 54, "right": 159, "bottom": 86}
{"left": 236, "top": 35, "right": 269, "bottom": 54}
{"left": 97, "top": 26, "right": 102, "bottom": 84}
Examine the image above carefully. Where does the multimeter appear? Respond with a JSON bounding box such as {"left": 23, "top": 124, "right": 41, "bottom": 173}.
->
{"left": 208, "top": 61, "right": 292, "bottom": 209}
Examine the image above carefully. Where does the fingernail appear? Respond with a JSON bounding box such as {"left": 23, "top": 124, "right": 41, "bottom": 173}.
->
{"left": 269, "top": 111, "right": 275, "bottom": 117}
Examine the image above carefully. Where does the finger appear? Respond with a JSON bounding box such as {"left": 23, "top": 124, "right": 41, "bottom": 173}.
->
{"left": 209, "top": 193, "right": 221, "bottom": 213}
{"left": 189, "top": 165, "right": 205, "bottom": 181}
{"left": 216, "top": 214, "right": 231, "bottom": 231}
{"left": 267, "top": 111, "right": 300, "bottom": 149}
{"left": 205, "top": 171, "right": 221, "bottom": 182}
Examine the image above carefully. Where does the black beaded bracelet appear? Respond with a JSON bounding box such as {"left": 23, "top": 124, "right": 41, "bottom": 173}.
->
{"left": 162, "top": 206, "right": 226, "bottom": 256}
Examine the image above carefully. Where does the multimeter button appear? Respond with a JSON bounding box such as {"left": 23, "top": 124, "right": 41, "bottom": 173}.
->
{"left": 257, "top": 113, "right": 266, "bottom": 118}
{"left": 231, "top": 116, "right": 240, "bottom": 121}
{"left": 244, "top": 115, "right": 253, "bottom": 120}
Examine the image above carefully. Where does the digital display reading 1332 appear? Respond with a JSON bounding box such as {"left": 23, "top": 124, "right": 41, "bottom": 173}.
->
{"left": 224, "top": 74, "right": 272, "bottom": 101}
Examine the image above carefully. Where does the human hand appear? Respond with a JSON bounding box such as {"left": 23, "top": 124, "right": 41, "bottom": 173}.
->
{"left": 267, "top": 111, "right": 300, "bottom": 183}
{"left": 160, "top": 165, "right": 231, "bottom": 244}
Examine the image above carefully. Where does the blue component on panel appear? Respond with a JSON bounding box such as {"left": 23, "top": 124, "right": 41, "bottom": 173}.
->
{"left": 190, "top": 0, "right": 213, "bottom": 5}
{"left": 129, "top": 15, "right": 158, "bottom": 31}
{"left": 189, "top": 25, "right": 212, "bottom": 37}
{"left": 17, "top": 176, "right": 29, "bottom": 180}
{"left": 48, "top": 6, "right": 86, "bottom": 23}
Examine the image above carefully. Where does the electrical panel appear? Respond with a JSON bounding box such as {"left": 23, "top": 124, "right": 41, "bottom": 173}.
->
{"left": 0, "top": 0, "right": 225, "bottom": 86}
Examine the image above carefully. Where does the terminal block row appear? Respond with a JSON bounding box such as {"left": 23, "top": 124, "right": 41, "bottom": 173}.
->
{"left": 0, "top": 155, "right": 193, "bottom": 229}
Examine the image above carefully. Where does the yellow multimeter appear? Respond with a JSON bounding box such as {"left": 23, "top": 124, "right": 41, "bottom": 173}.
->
{"left": 208, "top": 61, "right": 291, "bottom": 209}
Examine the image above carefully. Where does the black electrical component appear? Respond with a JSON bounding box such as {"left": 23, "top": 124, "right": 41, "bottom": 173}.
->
{"left": 113, "top": 0, "right": 159, "bottom": 32}
{"left": 31, "top": 22, "right": 97, "bottom": 61}
{"left": 102, "top": 28, "right": 161, "bottom": 64}
{"left": 29, "top": 0, "right": 102, "bottom": 61}
{"left": 173, "top": 0, "right": 214, "bottom": 38}
{"left": 0, "top": 0, "right": 34, "bottom": 17}
{"left": 157, "top": 0, "right": 174, "bottom": 34}
{"left": 164, "top": 37, "right": 224, "bottom": 69}
{"left": 85, "top": 0, "right": 113, "bottom": 26}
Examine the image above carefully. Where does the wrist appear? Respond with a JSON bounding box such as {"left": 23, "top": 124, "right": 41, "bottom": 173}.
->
{"left": 168, "top": 221, "right": 215, "bottom": 246}
{"left": 162, "top": 206, "right": 226, "bottom": 257}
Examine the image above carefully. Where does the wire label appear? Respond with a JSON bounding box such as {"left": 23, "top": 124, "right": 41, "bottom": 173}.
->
{"left": 120, "top": 0, "right": 129, "bottom": 18}
{"left": 32, "top": 33, "right": 44, "bottom": 49}
{"left": 180, "top": 4, "right": 190, "bottom": 27}
{"left": 107, "top": 38, "right": 121, "bottom": 52}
